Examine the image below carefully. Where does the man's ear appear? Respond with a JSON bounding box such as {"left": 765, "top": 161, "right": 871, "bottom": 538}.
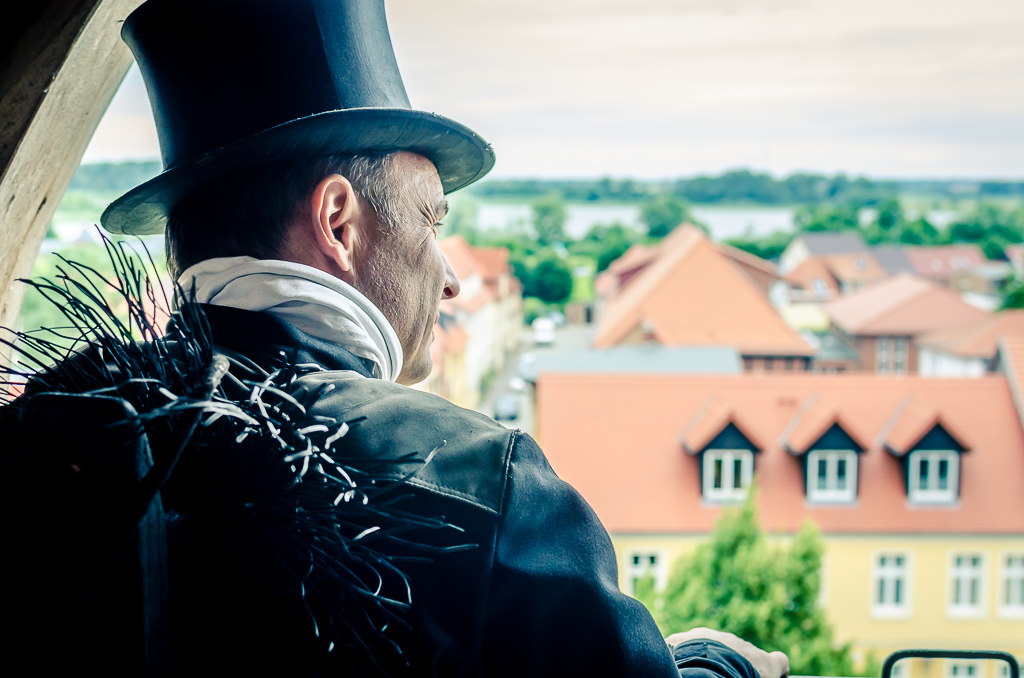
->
{"left": 309, "top": 174, "right": 362, "bottom": 273}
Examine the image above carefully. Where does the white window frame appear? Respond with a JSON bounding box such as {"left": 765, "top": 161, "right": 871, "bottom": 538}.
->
{"left": 872, "top": 551, "right": 912, "bottom": 618}
{"left": 702, "top": 449, "right": 754, "bottom": 502}
{"left": 998, "top": 552, "right": 1024, "bottom": 619}
{"left": 908, "top": 450, "right": 959, "bottom": 504}
{"left": 894, "top": 338, "right": 908, "bottom": 373}
{"left": 946, "top": 661, "right": 983, "bottom": 678}
{"left": 624, "top": 549, "right": 668, "bottom": 597}
{"left": 807, "top": 449, "right": 858, "bottom": 503}
{"left": 948, "top": 552, "right": 987, "bottom": 619}
{"left": 877, "top": 337, "right": 891, "bottom": 373}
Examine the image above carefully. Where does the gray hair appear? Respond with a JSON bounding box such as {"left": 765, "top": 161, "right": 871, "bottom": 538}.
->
{"left": 329, "top": 153, "right": 406, "bottom": 235}
{"left": 165, "top": 151, "right": 408, "bottom": 280}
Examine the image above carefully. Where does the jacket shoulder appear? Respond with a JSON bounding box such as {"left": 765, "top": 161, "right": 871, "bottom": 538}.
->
{"left": 291, "top": 371, "right": 516, "bottom": 515}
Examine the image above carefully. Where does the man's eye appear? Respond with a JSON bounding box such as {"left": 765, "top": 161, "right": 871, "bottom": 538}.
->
{"left": 432, "top": 221, "right": 444, "bottom": 234}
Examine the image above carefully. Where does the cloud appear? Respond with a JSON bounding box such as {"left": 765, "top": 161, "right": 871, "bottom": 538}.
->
{"left": 81, "top": 0, "right": 1024, "bottom": 178}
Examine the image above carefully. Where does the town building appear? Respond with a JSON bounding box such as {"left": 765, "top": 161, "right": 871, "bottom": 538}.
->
{"left": 417, "top": 236, "right": 521, "bottom": 409}
{"left": 779, "top": 232, "right": 870, "bottom": 274}
{"left": 823, "top": 275, "right": 990, "bottom": 373}
{"left": 535, "top": 365, "right": 1024, "bottom": 672}
{"left": 593, "top": 226, "right": 813, "bottom": 371}
{"left": 785, "top": 252, "right": 889, "bottom": 301}
{"left": 918, "top": 311, "right": 1024, "bottom": 377}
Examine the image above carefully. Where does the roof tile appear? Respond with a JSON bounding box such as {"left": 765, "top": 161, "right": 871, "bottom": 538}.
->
{"left": 823, "top": 273, "right": 988, "bottom": 335}
{"left": 536, "top": 372, "right": 1023, "bottom": 534}
{"left": 593, "top": 226, "right": 811, "bottom": 355}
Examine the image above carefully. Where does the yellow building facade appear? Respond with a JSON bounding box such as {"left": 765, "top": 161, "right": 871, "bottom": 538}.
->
{"left": 611, "top": 533, "right": 1024, "bottom": 676}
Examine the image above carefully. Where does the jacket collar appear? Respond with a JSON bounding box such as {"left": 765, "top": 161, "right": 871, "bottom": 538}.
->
{"left": 187, "top": 303, "right": 375, "bottom": 378}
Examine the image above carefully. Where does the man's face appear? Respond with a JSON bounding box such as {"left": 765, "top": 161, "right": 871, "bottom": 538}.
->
{"left": 356, "top": 152, "right": 460, "bottom": 385}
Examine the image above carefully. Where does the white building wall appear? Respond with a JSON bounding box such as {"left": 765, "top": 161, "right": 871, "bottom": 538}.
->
{"left": 779, "top": 238, "right": 812, "bottom": 274}
{"left": 919, "top": 348, "right": 987, "bottom": 377}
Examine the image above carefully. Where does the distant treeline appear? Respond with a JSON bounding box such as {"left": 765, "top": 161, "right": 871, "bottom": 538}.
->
{"left": 69, "top": 161, "right": 161, "bottom": 192}
{"left": 471, "top": 171, "right": 1024, "bottom": 205}
{"left": 70, "top": 161, "right": 1024, "bottom": 205}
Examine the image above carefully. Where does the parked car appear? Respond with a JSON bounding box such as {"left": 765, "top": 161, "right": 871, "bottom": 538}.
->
{"left": 532, "top": 317, "right": 556, "bottom": 346}
{"left": 494, "top": 394, "right": 519, "bottom": 421}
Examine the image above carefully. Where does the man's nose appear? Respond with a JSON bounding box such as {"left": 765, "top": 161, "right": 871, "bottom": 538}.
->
{"left": 442, "top": 255, "right": 461, "bottom": 299}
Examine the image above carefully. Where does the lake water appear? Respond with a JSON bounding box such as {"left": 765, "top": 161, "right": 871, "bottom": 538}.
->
{"left": 476, "top": 203, "right": 797, "bottom": 241}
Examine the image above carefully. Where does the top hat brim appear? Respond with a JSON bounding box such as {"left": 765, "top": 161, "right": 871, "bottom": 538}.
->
{"left": 100, "top": 108, "right": 496, "bottom": 235}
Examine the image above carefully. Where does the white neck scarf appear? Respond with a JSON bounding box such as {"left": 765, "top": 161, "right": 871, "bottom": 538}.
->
{"left": 177, "top": 257, "right": 403, "bottom": 381}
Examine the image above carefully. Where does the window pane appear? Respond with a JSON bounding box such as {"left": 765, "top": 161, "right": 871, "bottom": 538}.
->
{"left": 969, "top": 578, "right": 978, "bottom": 604}
{"left": 836, "top": 458, "right": 847, "bottom": 489}
{"left": 920, "top": 458, "right": 930, "bottom": 489}
{"left": 817, "top": 458, "right": 828, "bottom": 489}
{"left": 713, "top": 458, "right": 723, "bottom": 489}
{"left": 938, "top": 458, "right": 949, "bottom": 490}
{"left": 733, "top": 458, "right": 743, "bottom": 490}
{"left": 878, "top": 579, "right": 886, "bottom": 604}
{"left": 894, "top": 578, "right": 902, "bottom": 604}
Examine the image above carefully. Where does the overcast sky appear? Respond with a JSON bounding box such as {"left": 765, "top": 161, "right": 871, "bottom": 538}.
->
{"left": 83, "top": 0, "right": 1024, "bottom": 180}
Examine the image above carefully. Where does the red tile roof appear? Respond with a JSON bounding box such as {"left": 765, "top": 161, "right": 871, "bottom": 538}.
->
{"left": 877, "top": 395, "right": 971, "bottom": 456}
{"left": 715, "top": 243, "right": 781, "bottom": 297}
{"left": 679, "top": 395, "right": 766, "bottom": 455}
{"left": 440, "top": 285, "right": 496, "bottom": 315}
{"left": 917, "top": 310, "right": 1024, "bottom": 358}
{"left": 997, "top": 334, "right": 1024, "bottom": 432}
{"left": 904, "top": 245, "right": 987, "bottom": 279}
{"left": 592, "top": 226, "right": 812, "bottom": 356}
{"left": 536, "top": 371, "right": 1024, "bottom": 534}
{"left": 779, "top": 394, "right": 870, "bottom": 455}
{"left": 786, "top": 253, "right": 888, "bottom": 294}
{"left": 470, "top": 246, "right": 510, "bottom": 282}
{"left": 439, "top": 235, "right": 481, "bottom": 280}
{"left": 823, "top": 273, "right": 989, "bottom": 336}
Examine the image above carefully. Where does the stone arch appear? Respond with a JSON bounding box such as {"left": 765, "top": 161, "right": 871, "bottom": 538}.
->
{"left": 0, "top": 0, "right": 143, "bottom": 332}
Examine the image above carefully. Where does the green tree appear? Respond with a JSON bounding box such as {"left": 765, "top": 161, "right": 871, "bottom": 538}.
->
{"left": 794, "top": 203, "right": 860, "bottom": 233}
{"left": 946, "top": 203, "right": 1024, "bottom": 260}
{"left": 531, "top": 195, "right": 568, "bottom": 245}
{"left": 724, "top": 230, "right": 794, "bottom": 261}
{"left": 640, "top": 194, "right": 692, "bottom": 239}
{"left": 875, "top": 198, "right": 903, "bottom": 235}
{"left": 638, "top": 494, "right": 864, "bottom": 677}
{"left": 1001, "top": 276, "right": 1024, "bottom": 309}
{"left": 897, "top": 217, "right": 939, "bottom": 245}
{"left": 529, "top": 256, "right": 573, "bottom": 304}
{"left": 579, "top": 222, "right": 639, "bottom": 272}
{"left": 444, "top": 196, "right": 480, "bottom": 243}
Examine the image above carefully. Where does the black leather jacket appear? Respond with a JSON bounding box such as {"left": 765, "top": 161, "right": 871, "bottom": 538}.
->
{"left": 173, "top": 304, "right": 761, "bottom": 678}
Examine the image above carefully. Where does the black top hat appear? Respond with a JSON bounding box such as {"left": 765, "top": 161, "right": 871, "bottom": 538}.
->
{"left": 101, "top": 0, "right": 495, "bottom": 235}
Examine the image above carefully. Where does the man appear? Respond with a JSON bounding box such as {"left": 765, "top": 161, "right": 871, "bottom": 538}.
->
{"left": 92, "top": 0, "right": 792, "bottom": 675}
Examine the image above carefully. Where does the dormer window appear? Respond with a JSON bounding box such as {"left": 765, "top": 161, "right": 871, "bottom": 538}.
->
{"left": 780, "top": 398, "right": 866, "bottom": 505}
{"left": 680, "top": 399, "right": 763, "bottom": 504}
{"left": 703, "top": 449, "right": 753, "bottom": 502}
{"left": 880, "top": 397, "right": 969, "bottom": 506}
{"left": 908, "top": 449, "right": 959, "bottom": 504}
{"left": 807, "top": 449, "right": 858, "bottom": 503}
